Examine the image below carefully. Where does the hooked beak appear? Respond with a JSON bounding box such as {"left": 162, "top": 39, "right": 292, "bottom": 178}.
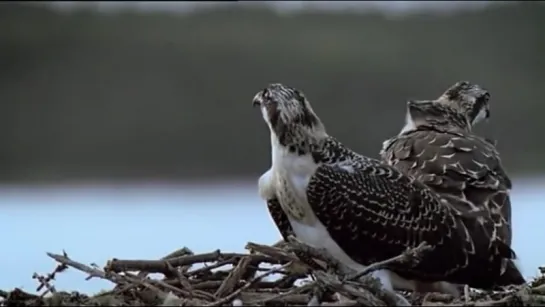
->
{"left": 252, "top": 89, "right": 266, "bottom": 108}
{"left": 253, "top": 88, "right": 271, "bottom": 108}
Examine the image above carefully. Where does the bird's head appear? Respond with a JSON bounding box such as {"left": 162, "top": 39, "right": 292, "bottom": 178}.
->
{"left": 252, "top": 83, "right": 326, "bottom": 148}
{"left": 406, "top": 99, "right": 470, "bottom": 132}
{"left": 436, "top": 81, "right": 491, "bottom": 128}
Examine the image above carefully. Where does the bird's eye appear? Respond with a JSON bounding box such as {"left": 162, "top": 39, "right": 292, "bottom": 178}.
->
{"left": 262, "top": 88, "right": 270, "bottom": 99}
{"left": 474, "top": 93, "right": 490, "bottom": 109}
{"left": 479, "top": 92, "right": 490, "bottom": 102}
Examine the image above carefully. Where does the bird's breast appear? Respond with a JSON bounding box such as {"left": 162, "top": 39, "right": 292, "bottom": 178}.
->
{"left": 258, "top": 168, "right": 276, "bottom": 201}
{"left": 276, "top": 177, "right": 308, "bottom": 221}
{"left": 271, "top": 148, "right": 318, "bottom": 222}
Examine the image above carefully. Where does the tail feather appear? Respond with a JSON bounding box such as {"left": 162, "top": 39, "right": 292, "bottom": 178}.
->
{"left": 495, "top": 239, "right": 517, "bottom": 260}
{"left": 491, "top": 239, "right": 525, "bottom": 286}
{"left": 495, "top": 259, "right": 526, "bottom": 286}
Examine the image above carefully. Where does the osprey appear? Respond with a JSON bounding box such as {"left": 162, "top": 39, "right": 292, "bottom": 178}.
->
{"left": 253, "top": 83, "right": 519, "bottom": 306}
{"left": 380, "top": 81, "right": 524, "bottom": 288}
{"left": 435, "top": 81, "right": 491, "bottom": 128}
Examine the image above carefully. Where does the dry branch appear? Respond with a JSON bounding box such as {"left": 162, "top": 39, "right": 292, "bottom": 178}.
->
{"left": 347, "top": 242, "right": 432, "bottom": 281}
{"left": 1, "top": 239, "right": 544, "bottom": 307}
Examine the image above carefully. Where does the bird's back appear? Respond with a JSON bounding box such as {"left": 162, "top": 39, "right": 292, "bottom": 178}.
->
{"left": 381, "top": 125, "right": 513, "bottom": 247}
{"left": 305, "top": 137, "right": 520, "bottom": 288}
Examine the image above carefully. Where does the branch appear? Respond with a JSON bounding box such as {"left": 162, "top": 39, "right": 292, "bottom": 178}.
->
{"left": 214, "top": 256, "right": 251, "bottom": 298}
{"left": 285, "top": 235, "right": 351, "bottom": 276}
{"left": 347, "top": 241, "right": 432, "bottom": 281}
{"left": 2, "top": 240, "right": 536, "bottom": 307}
{"left": 106, "top": 250, "right": 282, "bottom": 275}
{"left": 204, "top": 261, "right": 294, "bottom": 307}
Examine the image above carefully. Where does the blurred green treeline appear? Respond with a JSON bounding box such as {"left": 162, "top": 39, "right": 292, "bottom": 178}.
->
{"left": 0, "top": 3, "right": 543, "bottom": 182}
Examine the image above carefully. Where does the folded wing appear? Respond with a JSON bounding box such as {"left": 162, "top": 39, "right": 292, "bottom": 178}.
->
{"left": 381, "top": 127, "right": 513, "bottom": 246}
{"left": 305, "top": 162, "right": 517, "bottom": 289}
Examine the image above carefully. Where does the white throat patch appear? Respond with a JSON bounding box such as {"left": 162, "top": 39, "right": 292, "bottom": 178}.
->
{"left": 400, "top": 111, "right": 416, "bottom": 135}
{"left": 472, "top": 107, "right": 489, "bottom": 126}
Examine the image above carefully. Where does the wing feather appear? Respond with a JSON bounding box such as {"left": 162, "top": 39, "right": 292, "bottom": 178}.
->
{"left": 267, "top": 198, "right": 294, "bottom": 240}
{"left": 381, "top": 127, "right": 513, "bottom": 246}
{"left": 306, "top": 163, "right": 516, "bottom": 288}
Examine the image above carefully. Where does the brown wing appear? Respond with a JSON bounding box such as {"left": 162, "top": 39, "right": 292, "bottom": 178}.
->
{"left": 495, "top": 260, "right": 526, "bottom": 287}
{"left": 380, "top": 127, "right": 513, "bottom": 246}
{"left": 267, "top": 198, "right": 294, "bottom": 240}
{"left": 306, "top": 162, "right": 519, "bottom": 288}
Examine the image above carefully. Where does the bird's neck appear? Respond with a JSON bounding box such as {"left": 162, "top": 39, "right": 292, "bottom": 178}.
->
{"left": 399, "top": 111, "right": 417, "bottom": 135}
{"left": 270, "top": 119, "right": 327, "bottom": 154}
{"left": 403, "top": 111, "right": 471, "bottom": 135}
{"left": 268, "top": 122, "right": 329, "bottom": 178}
{"left": 431, "top": 119, "right": 471, "bottom": 133}
{"left": 268, "top": 130, "right": 323, "bottom": 224}
{"left": 270, "top": 132, "right": 320, "bottom": 167}
{"left": 270, "top": 129, "right": 366, "bottom": 175}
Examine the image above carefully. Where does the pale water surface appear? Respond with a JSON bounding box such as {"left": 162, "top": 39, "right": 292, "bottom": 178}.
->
{"left": 1, "top": 179, "right": 543, "bottom": 294}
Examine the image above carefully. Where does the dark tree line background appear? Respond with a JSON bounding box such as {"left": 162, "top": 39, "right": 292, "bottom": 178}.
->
{"left": 0, "top": 3, "right": 543, "bottom": 183}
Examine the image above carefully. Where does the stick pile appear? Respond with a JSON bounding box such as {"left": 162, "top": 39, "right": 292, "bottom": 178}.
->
{"left": 2, "top": 237, "right": 545, "bottom": 306}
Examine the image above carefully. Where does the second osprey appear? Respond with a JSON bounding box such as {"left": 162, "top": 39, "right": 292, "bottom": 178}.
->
{"left": 380, "top": 81, "right": 524, "bottom": 286}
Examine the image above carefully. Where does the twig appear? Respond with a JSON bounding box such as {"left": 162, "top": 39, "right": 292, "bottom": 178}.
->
{"left": 8, "top": 240, "right": 540, "bottom": 307}
{"left": 165, "top": 260, "right": 194, "bottom": 297}
{"left": 214, "top": 256, "right": 252, "bottom": 298}
{"left": 320, "top": 299, "right": 360, "bottom": 306}
{"left": 47, "top": 252, "right": 121, "bottom": 283}
{"left": 186, "top": 259, "right": 235, "bottom": 278}
{"left": 271, "top": 239, "right": 288, "bottom": 249}
{"left": 32, "top": 273, "right": 56, "bottom": 297}
{"left": 111, "top": 247, "right": 196, "bottom": 297}
{"left": 46, "top": 251, "right": 174, "bottom": 305}
{"left": 142, "top": 246, "right": 194, "bottom": 279}
{"left": 245, "top": 280, "right": 315, "bottom": 305}
{"left": 32, "top": 252, "right": 69, "bottom": 297}
{"left": 245, "top": 242, "right": 299, "bottom": 263}
{"left": 107, "top": 251, "right": 281, "bottom": 274}
{"left": 205, "top": 262, "right": 294, "bottom": 307}
{"left": 313, "top": 271, "right": 387, "bottom": 306}
{"left": 107, "top": 250, "right": 224, "bottom": 274}
{"left": 285, "top": 236, "right": 349, "bottom": 275}
{"left": 346, "top": 242, "right": 432, "bottom": 281}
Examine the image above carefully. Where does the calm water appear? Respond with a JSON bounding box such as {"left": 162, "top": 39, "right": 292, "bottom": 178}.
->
{"left": 1, "top": 179, "right": 543, "bottom": 294}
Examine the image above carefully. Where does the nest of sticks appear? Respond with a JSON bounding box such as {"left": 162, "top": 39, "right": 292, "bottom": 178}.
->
{"left": 2, "top": 237, "right": 545, "bottom": 306}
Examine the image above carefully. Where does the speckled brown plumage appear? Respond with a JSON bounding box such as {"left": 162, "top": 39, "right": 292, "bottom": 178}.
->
{"left": 380, "top": 94, "right": 523, "bottom": 286}
{"left": 307, "top": 137, "right": 517, "bottom": 289}
{"left": 253, "top": 83, "right": 523, "bottom": 293}
{"left": 381, "top": 121, "right": 512, "bottom": 244}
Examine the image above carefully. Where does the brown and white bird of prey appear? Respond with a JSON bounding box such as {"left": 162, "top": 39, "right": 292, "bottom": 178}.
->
{"left": 252, "top": 83, "right": 520, "bottom": 306}
{"left": 435, "top": 81, "right": 491, "bottom": 129}
{"left": 380, "top": 81, "right": 525, "bottom": 288}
